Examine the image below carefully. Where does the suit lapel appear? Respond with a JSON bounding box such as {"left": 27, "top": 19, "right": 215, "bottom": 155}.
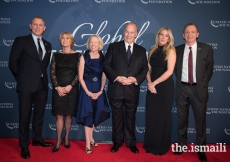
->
{"left": 28, "top": 34, "right": 40, "bottom": 62}
{"left": 196, "top": 42, "right": 202, "bottom": 75}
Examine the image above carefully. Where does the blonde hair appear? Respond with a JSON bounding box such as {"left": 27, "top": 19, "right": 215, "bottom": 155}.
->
{"left": 148, "top": 27, "right": 175, "bottom": 61}
{"left": 86, "top": 34, "right": 104, "bottom": 51}
{"left": 59, "top": 32, "right": 74, "bottom": 47}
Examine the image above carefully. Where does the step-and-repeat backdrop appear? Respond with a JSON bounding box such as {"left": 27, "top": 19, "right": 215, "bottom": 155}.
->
{"left": 0, "top": 0, "right": 230, "bottom": 143}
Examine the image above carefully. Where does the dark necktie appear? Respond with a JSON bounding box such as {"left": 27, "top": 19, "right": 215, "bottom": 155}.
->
{"left": 37, "top": 38, "right": 43, "bottom": 61}
{"left": 127, "top": 45, "right": 131, "bottom": 60}
{"left": 188, "top": 47, "right": 193, "bottom": 85}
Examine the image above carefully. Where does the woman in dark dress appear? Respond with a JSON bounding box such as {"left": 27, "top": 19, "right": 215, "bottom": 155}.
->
{"left": 50, "top": 32, "right": 81, "bottom": 152}
{"left": 143, "top": 27, "right": 176, "bottom": 155}
{"left": 76, "top": 34, "right": 110, "bottom": 154}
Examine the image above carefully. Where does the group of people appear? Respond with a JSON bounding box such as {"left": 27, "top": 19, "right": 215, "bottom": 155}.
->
{"left": 9, "top": 16, "right": 213, "bottom": 162}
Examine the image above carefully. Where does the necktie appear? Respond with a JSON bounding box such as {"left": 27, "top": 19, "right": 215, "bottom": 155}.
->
{"left": 127, "top": 45, "right": 131, "bottom": 60}
{"left": 37, "top": 38, "right": 43, "bottom": 61}
{"left": 188, "top": 47, "right": 193, "bottom": 85}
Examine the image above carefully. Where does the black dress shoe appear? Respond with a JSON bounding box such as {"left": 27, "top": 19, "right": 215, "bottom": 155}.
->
{"left": 52, "top": 145, "right": 61, "bottom": 153}
{"left": 110, "top": 143, "right": 121, "bottom": 153}
{"left": 32, "top": 139, "right": 53, "bottom": 147}
{"left": 129, "top": 146, "right": 139, "bottom": 154}
{"left": 198, "top": 152, "right": 207, "bottom": 162}
{"left": 173, "top": 151, "right": 183, "bottom": 155}
{"left": 21, "top": 148, "right": 30, "bottom": 159}
{"left": 146, "top": 150, "right": 150, "bottom": 153}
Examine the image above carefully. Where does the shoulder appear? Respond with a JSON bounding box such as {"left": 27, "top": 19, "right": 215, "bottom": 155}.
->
{"left": 197, "top": 42, "right": 211, "bottom": 48}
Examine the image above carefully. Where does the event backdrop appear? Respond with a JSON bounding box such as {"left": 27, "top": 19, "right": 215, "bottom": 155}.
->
{"left": 0, "top": 0, "right": 230, "bottom": 144}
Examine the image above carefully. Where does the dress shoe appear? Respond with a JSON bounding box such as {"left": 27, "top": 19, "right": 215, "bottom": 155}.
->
{"left": 129, "top": 145, "right": 139, "bottom": 154}
{"left": 21, "top": 148, "right": 30, "bottom": 159}
{"left": 62, "top": 138, "right": 70, "bottom": 149}
{"left": 146, "top": 150, "right": 150, "bottom": 153}
{"left": 32, "top": 139, "right": 53, "bottom": 147}
{"left": 110, "top": 143, "right": 121, "bottom": 153}
{"left": 198, "top": 152, "right": 207, "bottom": 162}
{"left": 173, "top": 151, "right": 183, "bottom": 155}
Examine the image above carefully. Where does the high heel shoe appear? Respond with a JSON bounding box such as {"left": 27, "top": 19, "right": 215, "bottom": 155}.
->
{"left": 52, "top": 143, "right": 61, "bottom": 153}
{"left": 62, "top": 137, "right": 70, "bottom": 149}
{"left": 85, "top": 147, "right": 92, "bottom": 154}
{"left": 90, "top": 141, "right": 98, "bottom": 147}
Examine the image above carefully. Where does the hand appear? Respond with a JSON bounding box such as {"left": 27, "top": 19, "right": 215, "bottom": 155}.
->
{"left": 91, "top": 91, "right": 103, "bottom": 100}
{"left": 56, "top": 87, "right": 67, "bottom": 97}
{"left": 147, "top": 82, "right": 157, "bottom": 94}
{"left": 127, "top": 77, "right": 137, "bottom": 84}
{"left": 64, "top": 85, "right": 72, "bottom": 93}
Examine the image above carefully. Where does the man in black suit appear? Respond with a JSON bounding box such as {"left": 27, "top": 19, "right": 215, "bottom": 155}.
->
{"left": 174, "top": 23, "right": 213, "bottom": 162}
{"left": 9, "top": 16, "right": 53, "bottom": 159}
{"left": 103, "top": 22, "right": 148, "bottom": 154}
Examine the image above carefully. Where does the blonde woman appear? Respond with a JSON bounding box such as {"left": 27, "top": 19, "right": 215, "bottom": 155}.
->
{"left": 143, "top": 27, "right": 176, "bottom": 155}
{"left": 51, "top": 32, "right": 81, "bottom": 152}
{"left": 76, "top": 34, "right": 110, "bottom": 154}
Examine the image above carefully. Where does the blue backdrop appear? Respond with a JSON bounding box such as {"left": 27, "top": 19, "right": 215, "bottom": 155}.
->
{"left": 0, "top": 0, "right": 230, "bottom": 144}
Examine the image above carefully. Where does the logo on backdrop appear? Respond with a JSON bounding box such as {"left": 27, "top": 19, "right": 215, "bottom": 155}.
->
{"left": 213, "top": 65, "right": 230, "bottom": 72}
{"left": 71, "top": 124, "right": 79, "bottom": 131}
{"left": 208, "top": 87, "right": 214, "bottom": 93}
{"left": 228, "top": 87, "right": 230, "bottom": 92}
{"left": 207, "top": 43, "right": 218, "bottom": 49}
{"left": 188, "top": 0, "right": 220, "bottom": 5}
{"left": 136, "top": 126, "right": 145, "bottom": 133}
{"left": 0, "top": 61, "right": 8, "bottom": 67}
{"left": 3, "top": 39, "right": 14, "bottom": 46}
{"left": 49, "top": 124, "right": 56, "bottom": 130}
{"left": 140, "top": 85, "right": 147, "bottom": 92}
{"left": 49, "top": 83, "right": 53, "bottom": 90}
{"left": 211, "top": 20, "right": 230, "bottom": 28}
{"left": 0, "top": 18, "right": 10, "bottom": 24}
{"left": 72, "top": 20, "right": 150, "bottom": 47}
{"left": 224, "top": 128, "right": 230, "bottom": 135}
{"left": 6, "top": 122, "right": 32, "bottom": 129}
{"left": 4, "top": 0, "right": 33, "bottom": 2}
{"left": 188, "top": 128, "right": 210, "bottom": 134}
{"left": 206, "top": 108, "right": 230, "bottom": 115}
{"left": 45, "top": 104, "right": 52, "bottom": 110}
{"left": 49, "top": 0, "right": 79, "bottom": 3}
{"left": 137, "top": 106, "right": 145, "bottom": 113}
{"left": 141, "top": 0, "right": 172, "bottom": 4}
{"left": 95, "top": 0, "right": 125, "bottom": 3}
{"left": 0, "top": 103, "right": 13, "bottom": 109}
{"left": 5, "top": 82, "right": 17, "bottom": 89}
{"left": 94, "top": 126, "right": 112, "bottom": 132}
{"left": 172, "top": 107, "right": 177, "bottom": 113}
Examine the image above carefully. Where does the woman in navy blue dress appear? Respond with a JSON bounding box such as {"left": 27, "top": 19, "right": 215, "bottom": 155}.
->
{"left": 76, "top": 34, "right": 110, "bottom": 154}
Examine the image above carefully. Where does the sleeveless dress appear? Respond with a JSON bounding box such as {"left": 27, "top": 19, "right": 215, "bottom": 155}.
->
{"left": 76, "top": 50, "right": 110, "bottom": 127}
{"left": 51, "top": 52, "right": 81, "bottom": 116}
{"left": 143, "top": 46, "right": 174, "bottom": 155}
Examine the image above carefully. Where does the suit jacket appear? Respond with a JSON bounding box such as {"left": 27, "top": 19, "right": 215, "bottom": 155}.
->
{"left": 103, "top": 41, "right": 148, "bottom": 101}
{"left": 9, "top": 34, "right": 52, "bottom": 92}
{"left": 175, "top": 42, "right": 214, "bottom": 102}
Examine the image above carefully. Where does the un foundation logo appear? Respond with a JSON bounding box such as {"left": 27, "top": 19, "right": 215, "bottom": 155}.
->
{"left": 136, "top": 126, "right": 145, "bottom": 133}
{"left": 224, "top": 128, "right": 230, "bottom": 135}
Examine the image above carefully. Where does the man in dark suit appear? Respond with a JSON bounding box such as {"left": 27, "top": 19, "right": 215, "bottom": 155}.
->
{"left": 9, "top": 16, "right": 53, "bottom": 159}
{"left": 103, "top": 23, "right": 148, "bottom": 154}
{"left": 174, "top": 23, "right": 214, "bottom": 162}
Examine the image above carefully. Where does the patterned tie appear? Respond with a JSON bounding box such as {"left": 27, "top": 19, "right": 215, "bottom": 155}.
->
{"left": 127, "top": 45, "right": 131, "bottom": 60}
{"left": 37, "top": 38, "right": 43, "bottom": 61}
{"left": 188, "top": 47, "right": 193, "bottom": 85}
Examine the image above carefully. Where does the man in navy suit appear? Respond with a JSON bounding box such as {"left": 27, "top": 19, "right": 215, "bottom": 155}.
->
{"left": 174, "top": 23, "right": 214, "bottom": 162}
{"left": 103, "top": 22, "right": 148, "bottom": 154}
{"left": 9, "top": 16, "right": 53, "bottom": 159}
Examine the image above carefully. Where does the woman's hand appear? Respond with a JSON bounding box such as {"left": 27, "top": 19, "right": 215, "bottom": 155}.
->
{"left": 56, "top": 86, "right": 67, "bottom": 97}
{"left": 147, "top": 82, "right": 157, "bottom": 94}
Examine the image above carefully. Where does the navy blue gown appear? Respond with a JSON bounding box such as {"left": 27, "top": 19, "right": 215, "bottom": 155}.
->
{"left": 76, "top": 50, "right": 110, "bottom": 127}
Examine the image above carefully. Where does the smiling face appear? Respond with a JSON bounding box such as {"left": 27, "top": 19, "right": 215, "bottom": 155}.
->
{"left": 183, "top": 25, "right": 199, "bottom": 46}
{"left": 89, "top": 36, "right": 100, "bottom": 52}
{"left": 158, "top": 29, "right": 170, "bottom": 46}
{"left": 60, "top": 34, "right": 73, "bottom": 48}
{"left": 29, "top": 18, "right": 46, "bottom": 38}
{"left": 123, "top": 23, "right": 137, "bottom": 44}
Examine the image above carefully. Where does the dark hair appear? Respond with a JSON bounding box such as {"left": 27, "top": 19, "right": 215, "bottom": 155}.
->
{"left": 183, "top": 23, "right": 198, "bottom": 33}
{"left": 30, "top": 16, "right": 45, "bottom": 25}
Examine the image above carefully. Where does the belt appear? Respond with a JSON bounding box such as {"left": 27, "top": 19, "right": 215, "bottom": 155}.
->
{"left": 84, "top": 76, "right": 101, "bottom": 82}
{"left": 181, "top": 81, "right": 197, "bottom": 86}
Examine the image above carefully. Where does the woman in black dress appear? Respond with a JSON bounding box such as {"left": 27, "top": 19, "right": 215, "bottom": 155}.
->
{"left": 50, "top": 32, "right": 81, "bottom": 152}
{"left": 143, "top": 27, "right": 176, "bottom": 155}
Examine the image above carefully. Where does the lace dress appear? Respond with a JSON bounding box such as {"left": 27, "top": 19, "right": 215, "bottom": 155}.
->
{"left": 50, "top": 52, "right": 81, "bottom": 116}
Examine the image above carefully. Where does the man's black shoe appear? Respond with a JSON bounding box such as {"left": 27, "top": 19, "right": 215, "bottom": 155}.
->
{"left": 110, "top": 143, "right": 121, "bottom": 153}
{"left": 129, "top": 145, "right": 139, "bottom": 154}
{"left": 21, "top": 148, "right": 30, "bottom": 159}
{"left": 198, "top": 152, "right": 207, "bottom": 162}
{"left": 32, "top": 139, "right": 53, "bottom": 147}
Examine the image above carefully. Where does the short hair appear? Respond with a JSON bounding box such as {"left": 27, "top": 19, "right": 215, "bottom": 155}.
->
{"left": 59, "top": 32, "right": 75, "bottom": 47}
{"left": 183, "top": 23, "right": 199, "bottom": 33}
{"left": 124, "top": 22, "right": 138, "bottom": 33}
{"left": 30, "top": 16, "right": 45, "bottom": 25}
{"left": 86, "top": 34, "right": 104, "bottom": 51}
